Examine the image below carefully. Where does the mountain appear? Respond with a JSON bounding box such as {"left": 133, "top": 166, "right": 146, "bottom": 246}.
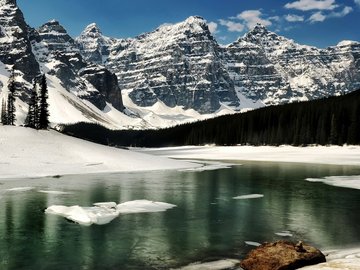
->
{"left": 0, "top": 0, "right": 131, "bottom": 129}
{"left": 0, "top": 0, "right": 359, "bottom": 129}
{"left": 226, "top": 24, "right": 360, "bottom": 104}
{"left": 78, "top": 20, "right": 360, "bottom": 113}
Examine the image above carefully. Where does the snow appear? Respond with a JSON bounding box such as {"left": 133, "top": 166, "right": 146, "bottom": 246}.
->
{"left": 137, "top": 145, "right": 360, "bottom": 166}
{"left": 5, "top": 187, "right": 34, "bottom": 192}
{"left": 306, "top": 175, "right": 360, "bottom": 190}
{"left": 233, "top": 194, "right": 264, "bottom": 200}
{"left": 245, "top": 241, "right": 261, "bottom": 247}
{"left": 337, "top": 40, "right": 358, "bottom": 47}
{"left": 299, "top": 248, "right": 360, "bottom": 269}
{"left": 177, "top": 259, "right": 240, "bottom": 270}
{"left": 275, "top": 231, "right": 293, "bottom": 237}
{"left": 0, "top": 126, "right": 198, "bottom": 179}
{"left": 45, "top": 200, "right": 176, "bottom": 226}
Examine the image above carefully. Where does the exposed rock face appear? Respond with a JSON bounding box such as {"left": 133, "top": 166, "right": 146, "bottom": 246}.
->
{"left": 79, "top": 65, "right": 124, "bottom": 111}
{"left": 0, "top": 0, "right": 40, "bottom": 82}
{"left": 240, "top": 241, "right": 326, "bottom": 270}
{"left": 76, "top": 20, "right": 360, "bottom": 114}
{"left": 228, "top": 24, "right": 360, "bottom": 105}
{"left": 29, "top": 20, "right": 124, "bottom": 111}
{"left": 75, "top": 23, "right": 131, "bottom": 65}
{"left": 104, "top": 16, "right": 240, "bottom": 113}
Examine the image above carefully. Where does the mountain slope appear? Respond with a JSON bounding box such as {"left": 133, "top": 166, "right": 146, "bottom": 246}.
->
{"left": 0, "top": 0, "right": 359, "bottom": 129}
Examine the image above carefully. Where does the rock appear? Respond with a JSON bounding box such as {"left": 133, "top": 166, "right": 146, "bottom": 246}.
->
{"left": 240, "top": 241, "right": 326, "bottom": 270}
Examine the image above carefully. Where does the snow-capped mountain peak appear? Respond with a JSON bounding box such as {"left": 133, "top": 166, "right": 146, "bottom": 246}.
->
{"left": 82, "top": 23, "right": 102, "bottom": 36}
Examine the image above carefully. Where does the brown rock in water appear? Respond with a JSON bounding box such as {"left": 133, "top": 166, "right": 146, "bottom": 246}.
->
{"left": 240, "top": 241, "right": 326, "bottom": 270}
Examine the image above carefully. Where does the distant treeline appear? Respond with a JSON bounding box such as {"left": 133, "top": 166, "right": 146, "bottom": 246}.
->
{"left": 61, "top": 89, "right": 360, "bottom": 147}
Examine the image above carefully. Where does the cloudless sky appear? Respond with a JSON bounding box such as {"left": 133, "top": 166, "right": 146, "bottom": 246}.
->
{"left": 17, "top": 0, "right": 360, "bottom": 48}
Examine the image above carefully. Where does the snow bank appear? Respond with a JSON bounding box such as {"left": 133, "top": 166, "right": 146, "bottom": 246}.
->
{"left": 45, "top": 200, "right": 176, "bottom": 226}
{"left": 0, "top": 126, "right": 198, "bottom": 179}
{"left": 300, "top": 248, "right": 360, "bottom": 269}
{"left": 306, "top": 175, "right": 360, "bottom": 190}
{"left": 138, "top": 145, "right": 360, "bottom": 166}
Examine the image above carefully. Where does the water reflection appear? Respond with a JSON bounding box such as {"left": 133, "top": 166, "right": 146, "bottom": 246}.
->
{"left": 0, "top": 162, "right": 360, "bottom": 269}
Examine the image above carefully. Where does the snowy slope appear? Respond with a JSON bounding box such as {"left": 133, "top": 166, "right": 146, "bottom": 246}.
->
{"left": 0, "top": 126, "right": 197, "bottom": 179}
{"left": 1, "top": 0, "right": 359, "bottom": 129}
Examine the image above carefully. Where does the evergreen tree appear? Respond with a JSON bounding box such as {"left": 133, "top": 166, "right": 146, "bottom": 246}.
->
{"left": 38, "top": 74, "right": 49, "bottom": 129}
{"left": 1, "top": 99, "right": 7, "bottom": 125}
{"left": 7, "top": 70, "right": 16, "bottom": 126}
{"left": 25, "top": 81, "right": 39, "bottom": 129}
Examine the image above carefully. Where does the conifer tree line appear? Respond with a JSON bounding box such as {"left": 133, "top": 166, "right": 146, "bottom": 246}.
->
{"left": 62, "top": 88, "right": 360, "bottom": 147}
{"left": 1, "top": 69, "right": 49, "bottom": 130}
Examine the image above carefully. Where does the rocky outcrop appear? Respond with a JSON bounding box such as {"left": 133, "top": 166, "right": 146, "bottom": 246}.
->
{"left": 30, "top": 20, "right": 124, "bottom": 111}
{"left": 0, "top": 0, "right": 40, "bottom": 82}
{"left": 75, "top": 23, "right": 131, "bottom": 65}
{"left": 240, "top": 241, "right": 326, "bottom": 270}
{"left": 79, "top": 65, "right": 124, "bottom": 111}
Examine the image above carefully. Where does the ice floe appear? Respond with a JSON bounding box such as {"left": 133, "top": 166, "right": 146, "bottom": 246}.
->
{"left": 306, "top": 175, "right": 360, "bottom": 190}
{"left": 5, "top": 187, "right": 34, "bottom": 192}
{"left": 45, "top": 200, "right": 176, "bottom": 226}
{"left": 177, "top": 259, "right": 240, "bottom": 270}
{"left": 275, "top": 231, "right": 293, "bottom": 237}
{"left": 245, "top": 241, "right": 261, "bottom": 247}
{"left": 233, "top": 194, "right": 264, "bottom": 200}
{"left": 38, "top": 190, "right": 73, "bottom": 195}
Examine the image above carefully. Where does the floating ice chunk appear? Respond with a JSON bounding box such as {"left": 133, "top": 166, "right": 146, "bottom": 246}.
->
{"left": 93, "top": 202, "right": 117, "bottom": 209}
{"left": 6, "top": 187, "right": 34, "bottom": 192}
{"left": 306, "top": 175, "right": 360, "bottom": 190}
{"left": 38, "top": 190, "right": 72, "bottom": 195}
{"left": 275, "top": 231, "right": 293, "bottom": 237}
{"left": 233, "top": 194, "right": 264, "bottom": 200}
{"left": 245, "top": 241, "right": 261, "bottom": 247}
{"left": 117, "top": 200, "right": 176, "bottom": 214}
{"left": 45, "top": 200, "right": 176, "bottom": 226}
{"left": 177, "top": 259, "right": 240, "bottom": 270}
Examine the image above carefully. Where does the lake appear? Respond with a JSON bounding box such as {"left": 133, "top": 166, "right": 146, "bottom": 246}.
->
{"left": 1, "top": 161, "right": 360, "bottom": 269}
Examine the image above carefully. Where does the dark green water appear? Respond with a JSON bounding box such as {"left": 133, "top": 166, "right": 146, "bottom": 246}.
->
{"left": 1, "top": 161, "right": 360, "bottom": 269}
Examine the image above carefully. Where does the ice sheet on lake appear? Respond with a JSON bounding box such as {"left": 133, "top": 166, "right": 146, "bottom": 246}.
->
{"left": 45, "top": 200, "right": 176, "bottom": 226}
{"left": 233, "top": 194, "right": 264, "bottom": 200}
{"left": 306, "top": 175, "right": 360, "bottom": 190}
{"left": 179, "top": 161, "right": 236, "bottom": 172}
{"left": 177, "top": 259, "right": 240, "bottom": 270}
{"left": 299, "top": 248, "right": 360, "bottom": 269}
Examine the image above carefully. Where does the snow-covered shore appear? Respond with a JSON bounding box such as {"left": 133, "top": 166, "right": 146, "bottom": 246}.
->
{"left": 137, "top": 145, "right": 360, "bottom": 166}
{"left": 0, "top": 126, "right": 197, "bottom": 179}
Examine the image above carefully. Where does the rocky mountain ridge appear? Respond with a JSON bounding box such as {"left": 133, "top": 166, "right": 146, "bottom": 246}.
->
{"left": 0, "top": 0, "right": 359, "bottom": 128}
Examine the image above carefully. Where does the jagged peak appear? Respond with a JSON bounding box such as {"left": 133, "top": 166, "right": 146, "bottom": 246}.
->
{"left": 336, "top": 40, "right": 359, "bottom": 47}
{"left": 184, "top": 15, "right": 207, "bottom": 25}
{"left": 0, "top": 0, "right": 17, "bottom": 6}
{"left": 248, "top": 23, "right": 271, "bottom": 35}
{"left": 38, "top": 20, "right": 68, "bottom": 34}
{"left": 82, "top": 23, "right": 102, "bottom": 35}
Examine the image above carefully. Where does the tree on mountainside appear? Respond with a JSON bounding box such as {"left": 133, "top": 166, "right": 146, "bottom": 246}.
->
{"left": 25, "top": 81, "right": 39, "bottom": 129}
{"left": 7, "top": 69, "right": 16, "bottom": 126}
{"left": 38, "top": 74, "right": 49, "bottom": 129}
{"left": 1, "top": 99, "right": 7, "bottom": 125}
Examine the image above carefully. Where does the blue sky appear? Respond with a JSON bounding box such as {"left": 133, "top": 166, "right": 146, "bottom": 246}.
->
{"left": 17, "top": 0, "right": 360, "bottom": 48}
